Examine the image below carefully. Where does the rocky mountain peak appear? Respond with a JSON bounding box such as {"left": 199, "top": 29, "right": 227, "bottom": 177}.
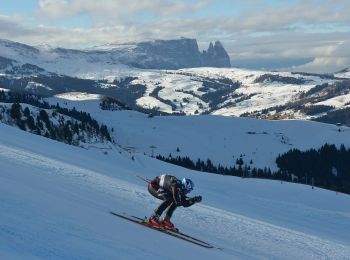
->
{"left": 0, "top": 37, "right": 231, "bottom": 71}
{"left": 201, "top": 40, "right": 230, "bottom": 68}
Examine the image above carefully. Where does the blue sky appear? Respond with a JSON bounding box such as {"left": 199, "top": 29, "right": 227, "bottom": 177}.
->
{"left": 1, "top": 0, "right": 37, "bottom": 15}
{"left": 0, "top": 0, "right": 349, "bottom": 72}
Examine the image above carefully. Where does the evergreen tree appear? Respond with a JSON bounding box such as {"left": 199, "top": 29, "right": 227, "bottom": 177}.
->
{"left": 236, "top": 158, "right": 244, "bottom": 166}
{"left": 10, "top": 103, "right": 22, "bottom": 120}
{"left": 23, "top": 107, "right": 31, "bottom": 117}
{"left": 39, "top": 109, "right": 50, "bottom": 127}
{"left": 26, "top": 115, "right": 36, "bottom": 130}
{"left": 73, "top": 121, "right": 79, "bottom": 135}
{"left": 36, "top": 115, "right": 43, "bottom": 130}
{"left": 63, "top": 124, "right": 73, "bottom": 144}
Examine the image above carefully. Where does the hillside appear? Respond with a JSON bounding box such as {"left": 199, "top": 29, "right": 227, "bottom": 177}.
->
{"left": 1, "top": 89, "right": 349, "bottom": 192}
{"left": 1, "top": 122, "right": 350, "bottom": 259}
{"left": 45, "top": 93, "right": 350, "bottom": 172}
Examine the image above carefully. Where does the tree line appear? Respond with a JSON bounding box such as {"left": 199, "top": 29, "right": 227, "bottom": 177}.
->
{"left": 0, "top": 90, "right": 112, "bottom": 145}
{"left": 276, "top": 144, "right": 350, "bottom": 194}
{"left": 156, "top": 144, "right": 350, "bottom": 195}
{"left": 155, "top": 154, "right": 273, "bottom": 179}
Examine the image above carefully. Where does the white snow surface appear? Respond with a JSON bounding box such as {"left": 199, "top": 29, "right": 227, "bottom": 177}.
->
{"left": 120, "top": 68, "right": 344, "bottom": 116}
{"left": 315, "top": 93, "right": 350, "bottom": 108}
{"left": 55, "top": 92, "right": 102, "bottom": 101}
{"left": 1, "top": 121, "right": 350, "bottom": 259}
{"left": 3, "top": 93, "right": 350, "bottom": 258}
{"left": 47, "top": 94, "right": 350, "bottom": 170}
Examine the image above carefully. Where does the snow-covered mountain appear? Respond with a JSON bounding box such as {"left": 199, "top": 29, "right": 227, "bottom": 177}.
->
{"left": 0, "top": 38, "right": 230, "bottom": 75}
{"left": 1, "top": 55, "right": 350, "bottom": 123}
{"left": 128, "top": 68, "right": 350, "bottom": 118}
{"left": 1, "top": 38, "right": 350, "bottom": 125}
{"left": 96, "top": 38, "right": 231, "bottom": 69}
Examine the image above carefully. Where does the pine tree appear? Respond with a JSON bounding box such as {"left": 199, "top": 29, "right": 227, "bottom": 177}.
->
{"left": 73, "top": 121, "right": 79, "bottom": 134}
{"left": 10, "top": 103, "right": 22, "bottom": 120}
{"left": 63, "top": 124, "right": 73, "bottom": 144}
{"left": 26, "top": 115, "right": 36, "bottom": 130}
{"left": 39, "top": 109, "right": 50, "bottom": 127}
{"left": 23, "top": 107, "right": 31, "bottom": 117}
{"left": 236, "top": 158, "right": 244, "bottom": 166}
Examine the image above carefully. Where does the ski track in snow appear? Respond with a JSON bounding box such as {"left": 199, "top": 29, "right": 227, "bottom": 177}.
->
{"left": 191, "top": 205, "right": 350, "bottom": 259}
{"left": 0, "top": 143, "right": 146, "bottom": 203}
{"left": 1, "top": 143, "right": 350, "bottom": 259}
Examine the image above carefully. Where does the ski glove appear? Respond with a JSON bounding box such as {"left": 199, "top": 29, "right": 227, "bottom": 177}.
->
{"left": 182, "top": 196, "right": 202, "bottom": 207}
{"left": 193, "top": 195, "right": 202, "bottom": 203}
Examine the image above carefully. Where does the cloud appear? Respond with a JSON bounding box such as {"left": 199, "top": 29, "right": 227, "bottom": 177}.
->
{"left": 36, "top": 0, "right": 208, "bottom": 23}
{"left": 0, "top": 15, "right": 35, "bottom": 38}
{"left": 6, "top": 1, "right": 350, "bottom": 45}
{"left": 290, "top": 40, "right": 350, "bottom": 72}
{"left": 219, "top": 1, "right": 350, "bottom": 33}
{"left": 35, "top": 0, "right": 350, "bottom": 33}
{"left": 291, "top": 57, "right": 350, "bottom": 73}
{"left": 0, "top": 1, "right": 350, "bottom": 72}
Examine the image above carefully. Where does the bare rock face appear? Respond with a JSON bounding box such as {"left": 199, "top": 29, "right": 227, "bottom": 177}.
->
{"left": 122, "top": 38, "right": 231, "bottom": 69}
{"left": 0, "top": 38, "right": 231, "bottom": 70}
{"left": 201, "top": 41, "right": 231, "bottom": 68}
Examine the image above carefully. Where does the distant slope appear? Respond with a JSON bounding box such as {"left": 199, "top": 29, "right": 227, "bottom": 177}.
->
{"left": 46, "top": 94, "right": 350, "bottom": 172}
{"left": 315, "top": 107, "right": 350, "bottom": 126}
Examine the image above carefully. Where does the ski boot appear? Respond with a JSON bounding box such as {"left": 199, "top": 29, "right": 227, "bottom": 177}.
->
{"left": 148, "top": 214, "right": 162, "bottom": 228}
{"left": 161, "top": 218, "right": 176, "bottom": 231}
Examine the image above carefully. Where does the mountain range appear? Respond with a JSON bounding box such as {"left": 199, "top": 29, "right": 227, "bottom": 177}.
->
{"left": 0, "top": 38, "right": 350, "bottom": 126}
{"left": 0, "top": 38, "right": 230, "bottom": 72}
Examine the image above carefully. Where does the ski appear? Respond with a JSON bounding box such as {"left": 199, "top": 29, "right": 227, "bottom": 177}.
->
{"left": 130, "top": 215, "right": 213, "bottom": 247}
{"left": 110, "top": 212, "right": 215, "bottom": 249}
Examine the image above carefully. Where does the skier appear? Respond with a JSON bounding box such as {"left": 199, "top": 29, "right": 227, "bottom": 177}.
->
{"left": 148, "top": 174, "right": 202, "bottom": 229}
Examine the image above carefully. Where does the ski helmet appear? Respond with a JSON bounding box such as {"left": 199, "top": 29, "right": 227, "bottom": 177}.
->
{"left": 182, "top": 178, "right": 194, "bottom": 192}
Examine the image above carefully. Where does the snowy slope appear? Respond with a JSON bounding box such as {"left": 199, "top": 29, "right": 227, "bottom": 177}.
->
{"left": 315, "top": 93, "right": 350, "bottom": 108}
{"left": 131, "top": 67, "right": 350, "bottom": 117}
{"left": 1, "top": 122, "right": 350, "bottom": 259}
{"left": 0, "top": 39, "right": 133, "bottom": 79}
{"left": 46, "top": 93, "right": 350, "bottom": 170}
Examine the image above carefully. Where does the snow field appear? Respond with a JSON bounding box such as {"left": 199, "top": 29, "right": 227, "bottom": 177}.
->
{"left": 1, "top": 123, "right": 350, "bottom": 259}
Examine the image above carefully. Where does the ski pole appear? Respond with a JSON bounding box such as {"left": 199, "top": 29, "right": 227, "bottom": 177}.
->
{"left": 137, "top": 175, "right": 151, "bottom": 184}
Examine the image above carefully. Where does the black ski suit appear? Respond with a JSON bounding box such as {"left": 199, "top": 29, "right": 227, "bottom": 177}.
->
{"left": 148, "top": 174, "right": 197, "bottom": 220}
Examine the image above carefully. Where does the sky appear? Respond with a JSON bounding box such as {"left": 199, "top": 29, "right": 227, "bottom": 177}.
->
{"left": 0, "top": 0, "right": 349, "bottom": 72}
